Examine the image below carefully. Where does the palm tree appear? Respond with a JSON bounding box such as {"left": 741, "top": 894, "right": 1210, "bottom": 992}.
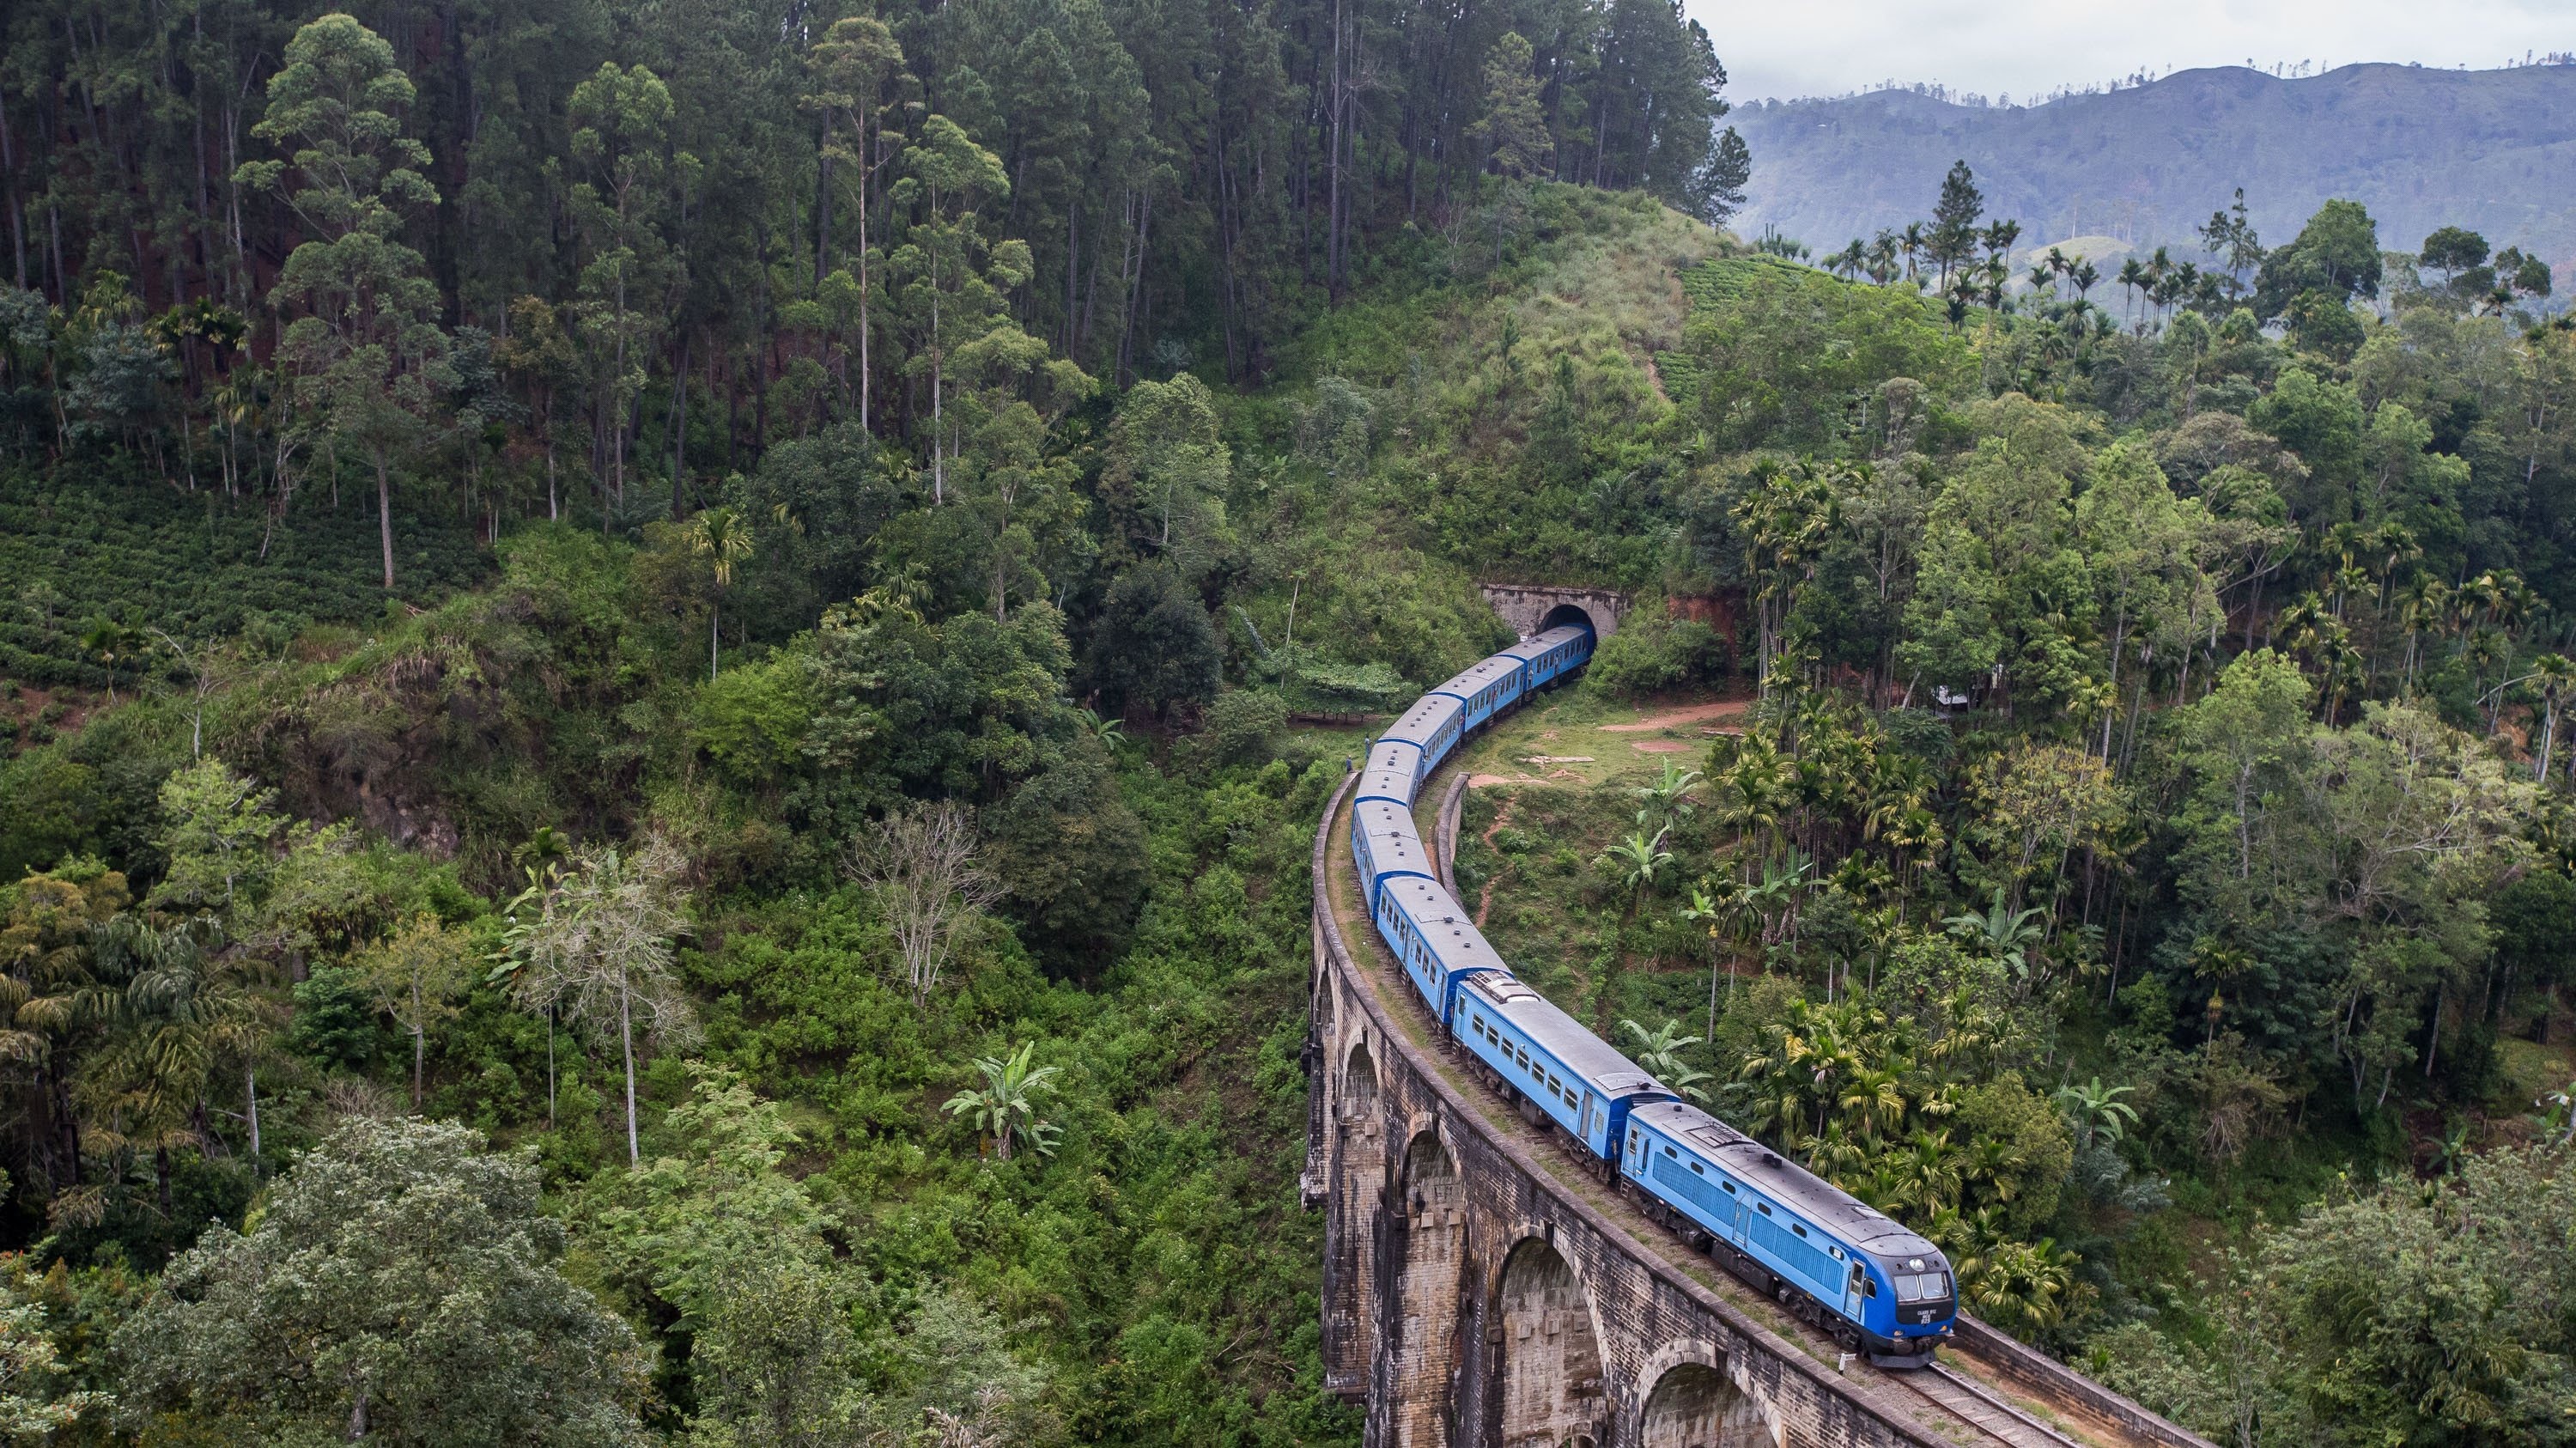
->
{"left": 2115, "top": 258, "right": 2147, "bottom": 327}
{"left": 1619, "top": 1019, "right": 1711, "bottom": 1101}
{"left": 943, "top": 1042, "right": 1063, "bottom": 1162}
{"left": 1899, "top": 222, "right": 1927, "bottom": 285}
{"left": 1680, "top": 880, "right": 1748, "bottom": 1036}
{"left": 2050, "top": 1076, "right": 2140, "bottom": 1151}
{"left": 2531, "top": 654, "right": 2575, "bottom": 782}
{"left": 79, "top": 618, "right": 143, "bottom": 704}
{"left": 687, "top": 506, "right": 756, "bottom": 680}
{"left": 1941, "top": 887, "right": 2047, "bottom": 978}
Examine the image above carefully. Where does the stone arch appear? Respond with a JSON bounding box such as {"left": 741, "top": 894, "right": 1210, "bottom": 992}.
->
{"left": 1636, "top": 1361, "right": 1773, "bottom": 1448}
{"left": 1479, "top": 585, "right": 1628, "bottom": 643}
{"left": 1388, "top": 1130, "right": 1469, "bottom": 1448}
{"left": 1346, "top": 1039, "right": 1380, "bottom": 1116}
{"left": 1491, "top": 1235, "right": 1605, "bottom": 1448}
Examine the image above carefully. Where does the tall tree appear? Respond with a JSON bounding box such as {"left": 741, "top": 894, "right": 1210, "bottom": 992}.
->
{"left": 511, "top": 837, "right": 696, "bottom": 1165}
{"left": 236, "top": 13, "right": 447, "bottom": 589}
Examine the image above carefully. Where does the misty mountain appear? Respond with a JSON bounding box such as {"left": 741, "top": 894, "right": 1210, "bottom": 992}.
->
{"left": 1728, "top": 63, "right": 2576, "bottom": 272}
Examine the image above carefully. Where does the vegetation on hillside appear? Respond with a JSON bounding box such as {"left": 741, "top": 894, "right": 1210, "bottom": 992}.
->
{"left": 2, "top": 2, "right": 2575, "bottom": 1441}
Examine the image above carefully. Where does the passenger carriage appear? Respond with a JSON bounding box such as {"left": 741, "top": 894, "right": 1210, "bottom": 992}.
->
{"left": 1351, "top": 801, "right": 1435, "bottom": 911}
{"left": 1356, "top": 739, "right": 1425, "bottom": 808}
{"left": 1499, "top": 624, "right": 1594, "bottom": 691}
{"left": 1452, "top": 972, "right": 1674, "bottom": 1159}
{"left": 1377, "top": 692, "right": 1467, "bottom": 775}
{"left": 1374, "top": 875, "right": 1511, "bottom": 1025}
{"left": 1431, "top": 655, "right": 1526, "bottom": 734}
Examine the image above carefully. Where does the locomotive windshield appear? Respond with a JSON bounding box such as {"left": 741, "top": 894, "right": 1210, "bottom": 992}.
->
{"left": 1895, "top": 1271, "right": 1952, "bottom": 1302}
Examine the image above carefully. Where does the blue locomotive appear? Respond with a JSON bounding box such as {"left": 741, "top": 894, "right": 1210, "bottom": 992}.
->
{"left": 1347, "top": 620, "right": 1957, "bottom": 1366}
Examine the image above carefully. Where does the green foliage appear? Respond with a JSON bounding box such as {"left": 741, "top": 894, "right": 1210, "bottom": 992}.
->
{"left": 117, "top": 1116, "right": 650, "bottom": 1444}
{"left": 1584, "top": 608, "right": 1728, "bottom": 698}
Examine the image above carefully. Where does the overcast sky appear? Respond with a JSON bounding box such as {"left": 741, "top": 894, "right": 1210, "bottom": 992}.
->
{"left": 1703, "top": 0, "right": 2574, "bottom": 104}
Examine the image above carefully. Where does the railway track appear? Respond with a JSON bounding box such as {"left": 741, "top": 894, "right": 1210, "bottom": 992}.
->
{"left": 1375, "top": 765, "right": 2211, "bottom": 1448}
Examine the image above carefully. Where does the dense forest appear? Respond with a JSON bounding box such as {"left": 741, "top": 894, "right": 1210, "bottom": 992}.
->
{"left": 1, "top": 0, "right": 2575, "bottom": 1441}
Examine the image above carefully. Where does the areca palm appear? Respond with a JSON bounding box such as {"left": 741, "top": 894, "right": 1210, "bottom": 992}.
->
{"left": 1679, "top": 880, "right": 1748, "bottom": 1035}
{"left": 943, "top": 1042, "right": 1063, "bottom": 1163}
{"left": 687, "top": 506, "right": 756, "bottom": 680}
{"left": 1895, "top": 1127, "right": 1963, "bottom": 1214}
{"left": 2532, "top": 654, "right": 2576, "bottom": 781}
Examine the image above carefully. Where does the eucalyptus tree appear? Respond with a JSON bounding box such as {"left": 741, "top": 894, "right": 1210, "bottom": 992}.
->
{"left": 236, "top": 14, "right": 447, "bottom": 589}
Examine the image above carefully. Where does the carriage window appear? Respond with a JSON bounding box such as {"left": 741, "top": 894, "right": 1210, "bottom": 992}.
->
{"left": 1850, "top": 1263, "right": 1868, "bottom": 1294}
{"left": 1791, "top": 1225, "right": 1808, "bottom": 1238}
{"left": 1689, "top": 1161, "right": 1704, "bottom": 1174}
{"left": 1756, "top": 1202, "right": 1771, "bottom": 1216}
{"left": 1721, "top": 1180, "right": 1736, "bottom": 1193}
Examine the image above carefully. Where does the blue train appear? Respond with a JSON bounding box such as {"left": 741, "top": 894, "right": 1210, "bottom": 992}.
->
{"left": 1346, "top": 620, "right": 1956, "bottom": 1365}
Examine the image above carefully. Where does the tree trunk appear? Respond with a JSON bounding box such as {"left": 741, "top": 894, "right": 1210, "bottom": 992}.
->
{"left": 375, "top": 452, "right": 396, "bottom": 588}
{"left": 619, "top": 981, "right": 639, "bottom": 1165}
{"left": 245, "top": 1062, "right": 261, "bottom": 1166}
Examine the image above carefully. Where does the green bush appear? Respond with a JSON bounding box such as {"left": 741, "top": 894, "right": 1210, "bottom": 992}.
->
{"left": 1584, "top": 606, "right": 1729, "bottom": 697}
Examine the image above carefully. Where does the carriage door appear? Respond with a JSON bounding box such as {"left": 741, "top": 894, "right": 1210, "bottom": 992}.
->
{"left": 1577, "top": 1091, "right": 1597, "bottom": 1145}
{"left": 1841, "top": 1256, "right": 1865, "bottom": 1318}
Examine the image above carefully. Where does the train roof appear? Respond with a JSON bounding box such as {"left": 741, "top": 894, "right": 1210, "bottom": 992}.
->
{"left": 1459, "top": 974, "right": 1663, "bottom": 1094}
{"left": 1367, "top": 739, "right": 1420, "bottom": 770}
{"left": 1432, "top": 655, "right": 1521, "bottom": 700}
{"left": 1355, "top": 802, "right": 1433, "bottom": 874}
{"left": 1379, "top": 692, "right": 1463, "bottom": 749}
{"left": 1382, "top": 876, "right": 1509, "bottom": 976}
{"left": 1357, "top": 765, "right": 1419, "bottom": 806}
{"left": 1630, "top": 1102, "right": 1941, "bottom": 1259}
{"left": 1498, "top": 624, "right": 1594, "bottom": 661}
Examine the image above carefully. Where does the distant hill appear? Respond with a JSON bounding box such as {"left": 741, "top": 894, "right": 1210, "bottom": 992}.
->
{"left": 1729, "top": 64, "right": 2576, "bottom": 276}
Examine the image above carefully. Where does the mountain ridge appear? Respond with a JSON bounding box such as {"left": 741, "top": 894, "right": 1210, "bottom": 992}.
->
{"left": 1729, "top": 62, "right": 2576, "bottom": 273}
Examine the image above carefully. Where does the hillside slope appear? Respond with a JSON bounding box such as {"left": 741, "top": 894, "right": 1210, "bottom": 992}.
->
{"left": 1730, "top": 63, "right": 2576, "bottom": 268}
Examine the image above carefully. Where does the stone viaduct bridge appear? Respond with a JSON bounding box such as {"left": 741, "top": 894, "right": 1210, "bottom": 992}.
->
{"left": 1302, "top": 761, "right": 2216, "bottom": 1448}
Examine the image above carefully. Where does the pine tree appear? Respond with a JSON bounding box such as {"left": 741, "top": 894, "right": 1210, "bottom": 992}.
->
{"left": 1930, "top": 159, "right": 1984, "bottom": 294}
{"left": 1474, "top": 33, "right": 1553, "bottom": 180}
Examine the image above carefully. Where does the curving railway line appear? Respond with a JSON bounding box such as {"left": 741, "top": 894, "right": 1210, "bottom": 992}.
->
{"left": 1304, "top": 634, "right": 2215, "bottom": 1448}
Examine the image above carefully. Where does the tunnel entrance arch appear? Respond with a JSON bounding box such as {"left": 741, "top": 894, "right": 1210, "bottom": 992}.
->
{"left": 1491, "top": 1236, "right": 1604, "bottom": 1448}
{"left": 1479, "top": 585, "right": 1626, "bottom": 643}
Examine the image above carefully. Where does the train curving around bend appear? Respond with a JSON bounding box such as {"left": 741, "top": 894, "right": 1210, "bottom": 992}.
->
{"left": 1349, "top": 615, "right": 1958, "bottom": 1366}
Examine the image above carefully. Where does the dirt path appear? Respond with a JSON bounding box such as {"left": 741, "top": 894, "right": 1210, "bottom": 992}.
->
{"left": 1600, "top": 698, "right": 1752, "bottom": 733}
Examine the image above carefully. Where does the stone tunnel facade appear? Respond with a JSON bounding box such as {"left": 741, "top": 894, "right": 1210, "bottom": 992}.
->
{"left": 1309, "top": 783, "right": 1947, "bottom": 1448}
{"left": 1479, "top": 585, "right": 1630, "bottom": 643}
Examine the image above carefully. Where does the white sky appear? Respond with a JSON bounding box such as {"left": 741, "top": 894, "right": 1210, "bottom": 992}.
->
{"left": 1701, "top": 0, "right": 2575, "bottom": 104}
